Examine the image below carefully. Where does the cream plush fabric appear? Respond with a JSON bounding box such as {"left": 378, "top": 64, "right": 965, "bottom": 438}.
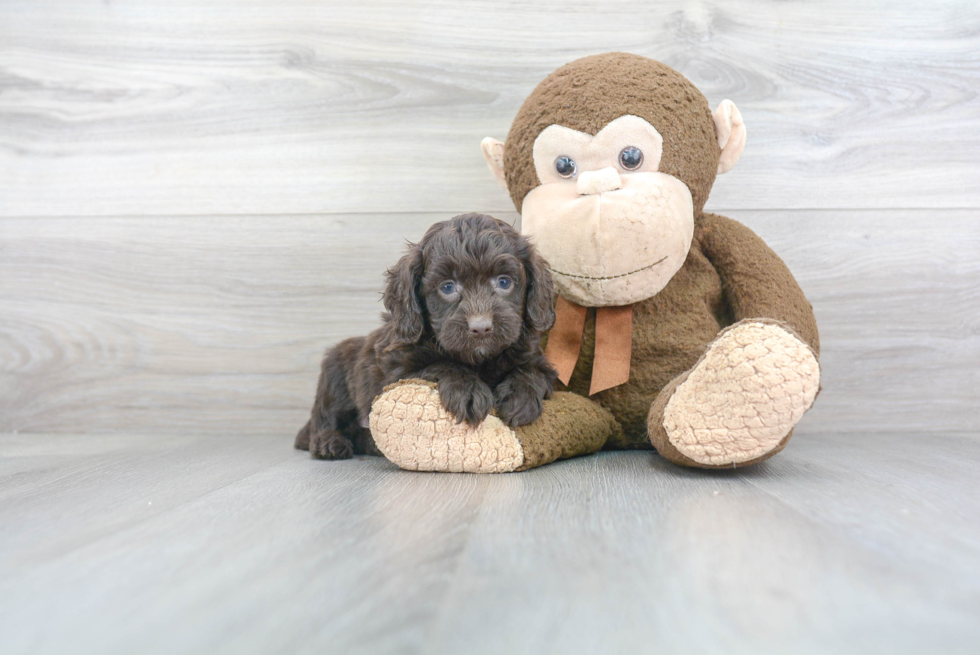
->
{"left": 522, "top": 172, "right": 694, "bottom": 307}
{"left": 662, "top": 321, "right": 820, "bottom": 466}
{"left": 370, "top": 380, "right": 524, "bottom": 473}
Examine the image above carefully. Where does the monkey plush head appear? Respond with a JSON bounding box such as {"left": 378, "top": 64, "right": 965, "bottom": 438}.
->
{"left": 482, "top": 53, "right": 746, "bottom": 307}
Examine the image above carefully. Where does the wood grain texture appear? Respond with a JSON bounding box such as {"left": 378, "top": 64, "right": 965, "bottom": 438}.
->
{"left": 2, "top": 210, "right": 978, "bottom": 436}
{"left": 1, "top": 432, "right": 978, "bottom": 654}
{"left": 1, "top": 0, "right": 979, "bottom": 216}
{"left": 0, "top": 432, "right": 490, "bottom": 654}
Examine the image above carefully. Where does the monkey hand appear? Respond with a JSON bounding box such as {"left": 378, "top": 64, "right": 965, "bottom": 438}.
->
{"left": 648, "top": 320, "right": 820, "bottom": 467}
{"left": 370, "top": 379, "right": 526, "bottom": 473}
{"left": 369, "top": 380, "right": 615, "bottom": 473}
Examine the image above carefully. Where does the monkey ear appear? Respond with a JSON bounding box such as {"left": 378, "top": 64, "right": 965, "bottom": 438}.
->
{"left": 383, "top": 244, "right": 426, "bottom": 344}
{"left": 712, "top": 100, "right": 747, "bottom": 175}
{"left": 481, "top": 137, "right": 508, "bottom": 190}
{"left": 523, "top": 247, "right": 556, "bottom": 333}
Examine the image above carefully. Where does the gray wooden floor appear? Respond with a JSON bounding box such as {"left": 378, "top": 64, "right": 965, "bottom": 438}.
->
{"left": 2, "top": 432, "right": 979, "bottom": 655}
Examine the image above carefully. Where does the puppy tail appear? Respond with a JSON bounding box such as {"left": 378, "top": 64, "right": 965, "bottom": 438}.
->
{"left": 294, "top": 418, "right": 312, "bottom": 450}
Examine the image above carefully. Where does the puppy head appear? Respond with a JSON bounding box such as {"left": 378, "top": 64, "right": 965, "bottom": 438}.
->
{"left": 384, "top": 213, "right": 555, "bottom": 364}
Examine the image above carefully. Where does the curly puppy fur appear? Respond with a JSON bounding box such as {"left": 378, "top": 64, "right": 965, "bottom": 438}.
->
{"left": 295, "top": 213, "right": 558, "bottom": 460}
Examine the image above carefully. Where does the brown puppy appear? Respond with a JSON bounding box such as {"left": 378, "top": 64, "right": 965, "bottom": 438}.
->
{"left": 295, "top": 213, "right": 557, "bottom": 460}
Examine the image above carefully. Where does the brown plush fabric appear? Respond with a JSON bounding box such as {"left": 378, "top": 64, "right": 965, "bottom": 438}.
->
{"left": 544, "top": 228, "right": 725, "bottom": 448}
{"left": 543, "top": 214, "right": 819, "bottom": 451}
{"left": 698, "top": 213, "right": 820, "bottom": 355}
{"left": 514, "top": 391, "right": 621, "bottom": 471}
{"left": 504, "top": 52, "right": 721, "bottom": 214}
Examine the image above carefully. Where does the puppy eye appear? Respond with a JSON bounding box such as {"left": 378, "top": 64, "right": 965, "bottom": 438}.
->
{"left": 555, "top": 156, "right": 577, "bottom": 178}
{"left": 494, "top": 276, "right": 512, "bottom": 291}
{"left": 439, "top": 281, "right": 457, "bottom": 296}
{"left": 619, "top": 146, "right": 643, "bottom": 171}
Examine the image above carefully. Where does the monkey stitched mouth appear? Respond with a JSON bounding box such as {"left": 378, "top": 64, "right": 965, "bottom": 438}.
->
{"left": 549, "top": 255, "right": 668, "bottom": 281}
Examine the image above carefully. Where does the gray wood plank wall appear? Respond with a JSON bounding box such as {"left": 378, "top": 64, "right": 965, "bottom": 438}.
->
{"left": 1, "top": 0, "right": 978, "bottom": 436}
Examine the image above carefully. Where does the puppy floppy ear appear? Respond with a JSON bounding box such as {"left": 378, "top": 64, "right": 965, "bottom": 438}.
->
{"left": 523, "top": 246, "right": 556, "bottom": 333}
{"left": 383, "top": 243, "right": 426, "bottom": 344}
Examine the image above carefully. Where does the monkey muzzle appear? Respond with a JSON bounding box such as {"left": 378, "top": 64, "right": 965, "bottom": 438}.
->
{"left": 521, "top": 171, "right": 695, "bottom": 307}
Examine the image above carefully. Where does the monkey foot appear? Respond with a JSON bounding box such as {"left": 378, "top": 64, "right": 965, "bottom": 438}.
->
{"left": 653, "top": 321, "right": 820, "bottom": 467}
{"left": 369, "top": 379, "right": 524, "bottom": 473}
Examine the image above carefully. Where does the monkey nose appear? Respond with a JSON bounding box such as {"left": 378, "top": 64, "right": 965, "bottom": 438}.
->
{"left": 468, "top": 316, "right": 494, "bottom": 337}
{"left": 577, "top": 167, "right": 622, "bottom": 195}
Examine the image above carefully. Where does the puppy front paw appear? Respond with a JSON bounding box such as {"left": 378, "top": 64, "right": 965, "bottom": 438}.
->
{"left": 494, "top": 376, "right": 545, "bottom": 427}
{"left": 309, "top": 430, "right": 354, "bottom": 460}
{"left": 438, "top": 375, "right": 494, "bottom": 427}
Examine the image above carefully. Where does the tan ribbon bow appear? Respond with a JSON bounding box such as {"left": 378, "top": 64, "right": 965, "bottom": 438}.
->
{"left": 544, "top": 296, "right": 633, "bottom": 395}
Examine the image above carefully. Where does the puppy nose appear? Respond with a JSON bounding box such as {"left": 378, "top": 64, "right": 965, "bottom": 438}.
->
{"left": 577, "top": 166, "right": 622, "bottom": 195}
{"left": 468, "top": 316, "right": 493, "bottom": 336}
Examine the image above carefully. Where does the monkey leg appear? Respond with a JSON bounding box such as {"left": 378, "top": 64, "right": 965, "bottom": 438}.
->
{"left": 647, "top": 319, "right": 820, "bottom": 468}
{"left": 369, "top": 379, "right": 619, "bottom": 473}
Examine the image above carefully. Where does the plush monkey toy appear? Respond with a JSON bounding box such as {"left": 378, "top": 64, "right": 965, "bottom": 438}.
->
{"left": 369, "top": 53, "right": 820, "bottom": 472}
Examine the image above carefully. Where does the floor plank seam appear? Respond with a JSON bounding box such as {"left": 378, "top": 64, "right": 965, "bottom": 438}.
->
{"left": 418, "top": 476, "right": 494, "bottom": 653}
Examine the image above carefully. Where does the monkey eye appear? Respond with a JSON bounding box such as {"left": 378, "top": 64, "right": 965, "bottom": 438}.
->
{"left": 439, "top": 281, "right": 458, "bottom": 296}
{"left": 619, "top": 146, "right": 644, "bottom": 171}
{"left": 555, "top": 156, "right": 577, "bottom": 178}
{"left": 493, "top": 276, "right": 512, "bottom": 291}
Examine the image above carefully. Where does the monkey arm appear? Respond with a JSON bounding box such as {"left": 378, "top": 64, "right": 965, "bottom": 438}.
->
{"left": 697, "top": 212, "right": 820, "bottom": 356}
{"left": 369, "top": 379, "right": 618, "bottom": 473}
{"left": 644, "top": 213, "right": 822, "bottom": 468}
